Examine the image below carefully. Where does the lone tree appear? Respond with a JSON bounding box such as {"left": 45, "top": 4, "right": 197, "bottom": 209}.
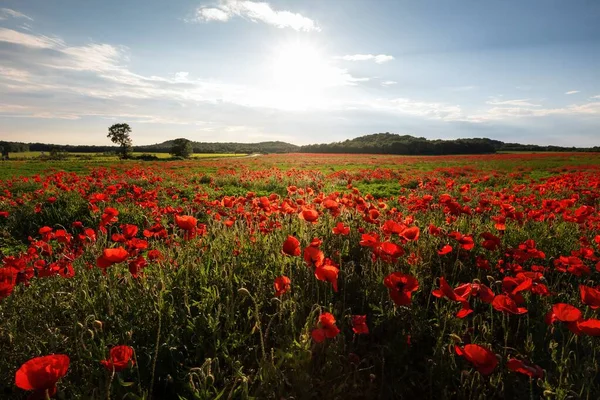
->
{"left": 170, "top": 138, "right": 193, "bottom": 158}
{"left": 107, "top": 123, "right": 133, "bottom": 159}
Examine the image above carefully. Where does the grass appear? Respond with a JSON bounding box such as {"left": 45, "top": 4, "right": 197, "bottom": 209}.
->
{"left": 1, "top": 152, "right": 600, "bottom": 399}
{"left": 6, "top": 151, "right": 247, "bottom": 160}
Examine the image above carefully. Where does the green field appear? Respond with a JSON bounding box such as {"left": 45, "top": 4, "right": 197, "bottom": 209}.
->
{"left": 1, "top": 152, "right": 600, "bottom": 399}
{"left": 7, "top": 151, "right": 248, "bottom": 160}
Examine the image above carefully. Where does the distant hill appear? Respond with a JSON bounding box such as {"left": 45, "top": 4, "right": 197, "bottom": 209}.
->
{"left": 299, "top": 133, "right": 600, "bottom": 154}
{"left": 300, "top": 133, "right": 502, "bottom": 155}
{"left": 1, "top": 133, "right": 598, "bottom": 157}
{"left": 136, "top": 140, "right": 299, "bottom": 154}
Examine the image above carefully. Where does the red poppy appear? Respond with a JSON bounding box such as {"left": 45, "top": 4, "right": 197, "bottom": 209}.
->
{"left": 492, "top": 295, "right": 527, "bottom": 314}
{"left": 432, "top": 277, "right": 464, "bottom": 303}
{"left": 359, "top": 234, "right": 379, "bottom": 247}
{"left": 383, "top": 272, "right": 419, "bottom": 306}
{"left": 378, "top": 241, "right": 405, "bottom": 261}
{"left": 282, "top": 236, "right": 301, "bottom": 256}
{"left": 311, "top": 312, "right": 340, "bottom": 343}
{"left": 303, "top": 246, "right": 325, "bottom": 268}
{"left": 15, "top": 354, "right": 70, "bottom": 399}
{"left": 314, "top": 262, "right": 339, "bottom": 292}
{"left": 300, "top": 208, "right": 319, "bottom": 223}
{"left": 401, "top": 226, "right": 420, "bottom": 241}
{"left": 121, "top": 224, "right": 139, "bottom": 239}
{"left": 455, "top": 344, "right": 498, "bottom": 375}
{"left": 100, "top": 345, "right": 135, "bottom": 372}
{"left": 274, "top": 276, "right": 291, "bottom": 297}
{"left": 351, "top": 315, "right": 369, "bottom": 334}
{"left": 579, "top": 285, "right": 600, "bottom": 309}
{"left": 96, "top": 247, "right": 129, "bottom": 269}
{"left": 545, "top": 303, "right": 582, "bottom": 323}
{"left": 175, "top": 215, "right": 197, "bottom": 231}
{"left": 438, "top": 244, "right": 453, "bottom": 255}
{"left": 0, "top": 267, "right": 17, "bottom": 300}
{"left": 332, "top": 222, "right": 350, "bottom": 235}
{"left": 506, "top": 358, "right": 544, "bottom": 378}
{"left": 577, "top": 319, "right": 600, "bottom": 336}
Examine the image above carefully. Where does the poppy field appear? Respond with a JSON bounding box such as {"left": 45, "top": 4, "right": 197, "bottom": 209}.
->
{"left": 1, "top": 152, "right": 600, "bottom": 399}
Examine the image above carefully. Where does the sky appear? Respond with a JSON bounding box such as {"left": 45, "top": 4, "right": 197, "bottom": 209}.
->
{"left": 1, "top": 0, "right": 600, "bottom": 147}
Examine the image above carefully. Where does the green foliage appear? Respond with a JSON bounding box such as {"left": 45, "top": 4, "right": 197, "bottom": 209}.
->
{"left": 170, "top": 138, "right": 194, "bottom": 159}
{"left": 107, "top": 123, "right": 133, "bottom": 159}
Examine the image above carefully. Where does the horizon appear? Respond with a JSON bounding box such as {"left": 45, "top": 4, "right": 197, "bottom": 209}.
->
{"left": 1, "top": 1, "right": 600, "bottom": 147}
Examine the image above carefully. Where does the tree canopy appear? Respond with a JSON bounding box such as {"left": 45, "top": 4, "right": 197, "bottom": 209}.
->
{"left": 107, "top": 123, "right": 133, "bottom": 159}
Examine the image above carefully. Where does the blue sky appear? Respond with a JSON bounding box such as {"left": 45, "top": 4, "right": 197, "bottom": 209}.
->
{"left": 1, "top": 0, "right": 599, "bottom": 146}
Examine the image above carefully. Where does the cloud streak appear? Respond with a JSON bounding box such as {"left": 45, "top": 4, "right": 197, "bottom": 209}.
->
{"left": 193, "top": 0, "right": 320, "bottom": 32}
{"left": 486, "top": 98, "right": 541, "bottom": 107}
{"left": 0, "top": 8, "right": 33, "bottom": 21}
{"left": 337, "top": 54, "right": 394, "bottom": 64}
{"left": 565, "top": 90, "right": 580, "bottom": 95}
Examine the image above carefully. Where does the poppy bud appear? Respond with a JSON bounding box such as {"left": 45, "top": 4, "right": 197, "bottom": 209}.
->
{"left": 486, "top": 275, "right": 495, "bottom": 283}
{"left": 449, "top": 333, "right": 462, "bottom": 343}
{"left": 93, "top": 320, "right": 103, "bottom": 332}
{"left": 157, "top": 281, "right": 164, "bottom": 291}
{"left": 238, "top": 288, "right": 251, "bottom": 297}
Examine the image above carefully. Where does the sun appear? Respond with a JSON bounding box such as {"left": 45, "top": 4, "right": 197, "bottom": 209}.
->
{"left": 272, "top": 41, "right": 325, "bottom": 91}
{"left": 268, "top": 40, "right": 338, "bottom": 109}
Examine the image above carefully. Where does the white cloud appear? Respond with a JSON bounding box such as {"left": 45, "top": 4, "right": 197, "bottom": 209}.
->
{"left": 197, "top": 7, "right": 231, "bottom": 22}
{"left": 337, "top": 54, "right": 394, "bottom": 64}
{"left": 469, "top": 101, "right": 600, "bottom": 122}
{"left": 590, "top": 95, "right": 600, "bottom": 99}
{"left": 565, "top": 90, "right": 580, "bottom": 95}
{"left": 367, "top": 98, "right": 463, "bottom": 121}
{"left": 381, "top": 80, "right": 397, "bottom": 86}
{"left": 0, "top": 8, "right": 33, "bottom": 21}
{"left": 486, "top": 98, "right": 541, "bottom": 107}
{"left": 0, "top": 28, "right": 63, "bottom": 48}
{"left": 174, "top": 71, "right": 189, "bottom": 81}
{"left": 193, "top": 0, "right": 320, "bottom": 32}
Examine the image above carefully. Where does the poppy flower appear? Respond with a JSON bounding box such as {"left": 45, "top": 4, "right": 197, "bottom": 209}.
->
{"left": 351, "top": 315, "right": 369, "bottom": 334}
{"left": 15, "top": 354, "right": 70, "bottom": 399}
{"left": 455, "top": 344, "right": 497, "bottom": 375}
{"left": 314, "top": 262, "right": 339, "bottom": 292}
{"left": 332, "top": 222, "right": 350, "bottom": 235}
{"left": 438, "top": 244, "right": 453, "bottom": 255}
{"left": 175, "top": 215, "right": 197, "bottom": 231}
{"left": 383, "top": 272, "right": 419, "bottom": 306}
{"left": 274, "top": 276, "right": 291, "bottom": 297}
{"left": 579, "top": 285, "right": 600, "bottom": 309}
{"left": 0, "top": 267, "right": 17, "bottom": 300}
{"left": 400, "top": 226, "right": 420, "bottom": 241}
{"left": 96, "top": 247, "right": 129, "bottom": 269}
{"left": 577, "top": 319, "right": 600, "bottom": 336}
{"left": 311, "top": 312, "right": 340, "bottom": 343}
{"left": 303, "top": 246, "right": 325, "bottom": 268}
{"left": 378, "top": 241, "right": 405, "bottom": 261}
{"left": 300, "top": 208, "right": 319, "bottom": 223}
{"left": 121, "top": 224, "right": 139, "bottom": 239}
{"left": 492, "top": 295, "right": 527, "bottom": 315}
{"left": 100, "top": 345, "right": 135, "bottom": 372}
{"left": 282, "top": 236, "right": 301, "bottom": 256}
{"left": 359, "top": 234, "right": 379, "bottom": 247}
{"left": 545, "top": 303, "right": 582, "bottom": 324}
{"left": 432, "top": 277, "right": 464, "bottom": 303}
{"left": 545, "top": 303, "right": 582, "bottom": 334}
{"left": 507, "top": 358, "right": 544, "bottom": 378}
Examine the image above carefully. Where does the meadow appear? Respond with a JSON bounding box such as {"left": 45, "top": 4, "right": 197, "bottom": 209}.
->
{"left": 1, "top": 152, "right": 600, "bottom": 399}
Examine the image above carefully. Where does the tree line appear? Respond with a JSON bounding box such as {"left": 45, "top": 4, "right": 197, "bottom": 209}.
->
{"left": 2, "top": 129, "right": 598, "bottom": 159}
